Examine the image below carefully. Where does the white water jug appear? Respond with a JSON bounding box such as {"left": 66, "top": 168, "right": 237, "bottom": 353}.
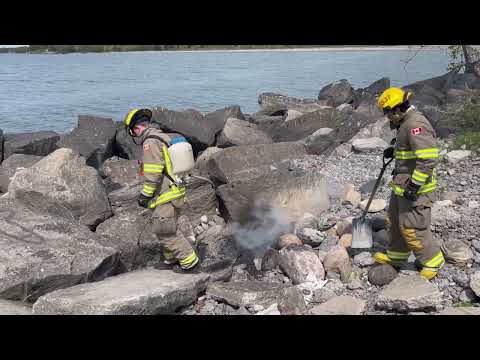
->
{"left": 168, "top": 137, "right": 194, "bottom": 175}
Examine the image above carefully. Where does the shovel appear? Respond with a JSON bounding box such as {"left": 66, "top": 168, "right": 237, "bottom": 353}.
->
{"left": 351, "top": 155, "right": 394, "bottom": 250}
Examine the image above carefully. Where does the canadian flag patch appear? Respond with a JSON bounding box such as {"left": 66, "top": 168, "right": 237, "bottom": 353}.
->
{"left": 410, "top": 127, "right": 423, "bottom": 136}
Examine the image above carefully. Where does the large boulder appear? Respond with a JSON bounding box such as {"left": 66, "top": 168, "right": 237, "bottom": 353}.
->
{"left": 100, "top": 156, "right": 143, "bottom": 193}
{"left": 272, "top": 107, "right": 336, "bottom": 142}
{"left": 216, "top": 118, "right": 273, "bottom": 147}
{"left": 206, "top": 281, "right": 306, "bottom": 315}
{"left": 207, "top": 142, "right": 307, "bottom": 184}
{"left": 470, "top": 271, "right": 480, "bottom": 298}
{"left": 318, "top": 79, "right": 354, "bottom": 107}
{"left": 375, "top": 275, "right": 442, "bottom": 313}
{"left": 0, "top": 154, "right": 43, "bottom": 193}
{"left": 253, "top": 115, "right": 286, "bottom": 138}
{"left": 364, "top": 77, "right": 391, "bottom": 96}
{"left": 0, "top": 197, "right": 125, "bottom": 303}
{"left": 258, "top": 93, "right": 327, "bottom": 113}
{"left": 351, "top": 117, "right": 394, "bottom": 144}
{"left": 352, "top": 137, "right": 388, "bottom": 152}
{"left": 445, "top": 150, "right": 472, "bottom": 164}
{"left": 441, "top": 239, "right": 473, "bottom": 265}
{"left": 217, "top": 168, "right": 329, "bottom": 224}
{"left": 176, "top": 173, "right": 219, "bottom": 225}
{"left": 3, "top": 131, "right": 60, "bottom": 161}
{"left": 95, "top": 205, "right": 157, "bottom": 271}
{"left": 0, "top": 299, "right": 32, "bottom": 315}
{"left": 194, "top": 147, "right": 223, "bottom": 174}
{"left": 151, "top": 106, "right": 244, "bottom": 153}
{"left": 8, "top": 148, "right": 113, "bottom": 229}
{"left": 32, "top": 269, "right": 209, "bottom": 315}
{"left": 277, "top": 245, "right": 325, "bottom": 285}
{"left": 113, "top": 121, "right": 143, "bottom": 160}
{"left": 107, "top": 184, "right": 143, "bottom": 209}
{"left": 302, "top": 128, "right": 336, "bottom": 155}
{"left": 195, "top": 224, "right": 239, "bottom": 281}
{"left": 56, "top": 115, "right": 117, "bottom": 170}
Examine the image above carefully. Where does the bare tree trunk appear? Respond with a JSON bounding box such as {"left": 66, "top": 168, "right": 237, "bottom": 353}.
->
{"left": 462, "top": 45, "right": 480, "bottom": 77}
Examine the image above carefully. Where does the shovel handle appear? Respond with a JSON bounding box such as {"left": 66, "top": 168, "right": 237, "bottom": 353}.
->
{"left": 360, "top": 156, "right": 394, "bottom": 220}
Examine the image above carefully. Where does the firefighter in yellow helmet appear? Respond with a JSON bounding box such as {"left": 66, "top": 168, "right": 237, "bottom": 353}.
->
{"left": 124, "top": 109, "right": 200, "bottom": 273}
{"left": 374, "top": 87, "right": 444, "bottom": 280}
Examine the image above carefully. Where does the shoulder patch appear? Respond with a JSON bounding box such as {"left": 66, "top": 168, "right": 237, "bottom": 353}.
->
{"left": 410, "top": 127, "right": 423, "bottom": 136}
{"left": 143, "top": 143, "right": 151, "bottom": 151}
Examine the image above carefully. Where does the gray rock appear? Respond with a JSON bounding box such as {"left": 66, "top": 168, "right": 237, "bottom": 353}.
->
{"left": 277, "top": 245, "right": 325, "bottom": 285}
{"left": 100, "top": 157, "right": 143, "bottom": 191}
{"left": 175, "top": 173, "right": 219, "bottom": 225}
{"left": 336, "top": 103, "right": 354, "bottom": 113}
{"left": 272, "top": 108, "right": 336, "bottom": 142}
{"left": 207, "top": 142, "right": 307, "bottom": 184}
{"left": 151, "top": 106, "right": 244, "bottom": 153}
{"left": 441, "top": 239, "right": 473, "bottom": 265}
{"left": 217, "top": 168, "right": 328, "bottom": 224}
{"left": 318, "top": 79, "right": 354, "bottom": 107}
{"left": 0, "top": 299, "right": 32, "bottom": 315}
{"left": 364, "top": 77, "right": 391, "bottom": 96}
{"left": 312, "top": 288, "right": 336, "bottom": 304}
{"left": 360, "top": 199, "right": 387, "bottom": 213}
{"left": 452, "top": 272, "right": 470, "bottom": 288}
{"left": 432, "top": 202, "right": 462, "bottom": 226}
{"left": 8, "top": 148, "right": 112, "bottom": 229}
{"left": 368, "top": 264, "right": 398, "bottom": 286}
{"left": 303, "top": 128, "right": 336, "bottom": 155}
{"left": 310, "top": 295, "right": 366, "bottom": 315}
{"left": 317, "top": 236, "right": 339, "bottom": 253}
{"left": 194, "top": 147, "right": 223, "bottom": 174}
{"left": 0, "top": 197, "right": 124, "bottom": 303}
{"left": 468, "top": 200, "right": 479, "bottom": 209}
{"left": 470, "top": 271, "right": 480, "bottom": 298}
{"left": 33, "top": 269, "right": 209, "bottom": 315}
{"left": 113, "top": 121, "right": 143, "bottom": 160}
{"left": 445, "top": 150, "right": 472, "bottom": 164}
{"left": 335, "top": 143, "right": 353, "bottom": 157}
{"left": 56, "top": 115, "right": 116, "bottom": 169}
{"left": 438, "top": 307, "right": 480, "bottom": 315}
{"left": 254, "top": 116, "right": 285, "bottom": 138}
{"left": 258, "top": 93, "right": 326, "bottom": 113}
{"left": 278, "top": 233, "right": 303, "bottom": 249}
{"left": 341, "top": 184, "right": 361, "bottom": 207}
{"left": 472, "top": 240, "right": 480, "bottom": 253}
{"left": 95, "top": 206, "right": 158, "bottom": 271}
{"left": 206, "top": 281, "right": 306, "bottom": 315}
{"left": 107, "top": 184, "right": 143, "bottom": 208}
{"left": 0, "top": 154, "right": 43, "bottom": 193}
{"left": 354, "top": 252, "right": 376, "bottom": 267}
{"left": 376, "top": 275, "right": 443, "bottom": 312}
{"left": 323, "top": 245, "right": 352, "bottom": 282}
{"left": 196, "top": 225, "right": 238, "bottom": 281}
{"left": 352, "top": 137, "right": 388, "bottom": 152}
{"left": 217, "top": 118, "right": 273, "bottom": 147}
{"left": 256, "top": 303, "right": 281, "bottom": 315}
{"left": 285, "top": 110, "right": 304, "bottom": 122}
{"left": 3, "top": 131, "right": 60, "bottom": 161}
{"left": 296, "top": 228, "right": 325, "bottom": 247}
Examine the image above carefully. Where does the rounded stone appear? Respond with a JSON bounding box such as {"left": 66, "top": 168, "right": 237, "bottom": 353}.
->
{"left": 368, "top": 264, "right": 398, "bottom": 286}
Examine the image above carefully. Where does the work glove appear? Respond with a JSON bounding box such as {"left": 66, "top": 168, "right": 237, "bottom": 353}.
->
{"left": 383, "top": 146, "right": 394, "bottom": 159}
{"left": 138, "top": 193, "right": 152, "bottom": 208}
{"left": 403, "top": 180, "right": 421, "bottom": 201}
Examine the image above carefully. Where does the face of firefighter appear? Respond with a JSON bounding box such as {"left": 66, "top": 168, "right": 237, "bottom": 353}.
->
{"left": 386, "top": 108, "right": 405, "bottom": 130}
{"left": 132, "top": 122, "right": 149, "bottom": 137}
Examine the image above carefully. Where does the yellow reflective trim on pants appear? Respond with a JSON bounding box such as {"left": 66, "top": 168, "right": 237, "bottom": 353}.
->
{"left": 148, "top": 186, "right": 186, "bottom": 209}
{"left": 387, "top": 250, "right": 410, "bottom": 259}
{"left": 395, "top": 148, "right": 439, "bottom": 160}
{"left": 423, "top": 252, "right": 445, "bottom": 269}
{"left": 179, "top": 251, "right": 198, "bottom": 267}
{"left": 413, "top": 169, "right": 429, "bottom": 180}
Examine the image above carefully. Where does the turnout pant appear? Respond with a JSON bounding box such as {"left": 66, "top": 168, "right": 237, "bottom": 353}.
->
{"left": 151, "top": 201, "right": 197, "bottom": 267}
{"left": 386, "top": 193, "right": 443, "bottom": 270}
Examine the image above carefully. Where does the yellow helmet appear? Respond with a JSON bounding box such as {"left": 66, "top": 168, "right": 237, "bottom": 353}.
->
{"left": 377, "top": 87, "right": 412, "bottom": 112}
{"left": 124, "top": 108, "right": 152, "bottom": 135}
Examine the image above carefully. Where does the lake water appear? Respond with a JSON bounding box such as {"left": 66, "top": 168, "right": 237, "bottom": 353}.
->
{"left": 0, "top": 49, "right": 451, "bottom": 133}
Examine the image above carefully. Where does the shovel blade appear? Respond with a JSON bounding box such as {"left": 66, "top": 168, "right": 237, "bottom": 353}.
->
{"left": 352, "top": 217, "right": 373, "bottom": 250}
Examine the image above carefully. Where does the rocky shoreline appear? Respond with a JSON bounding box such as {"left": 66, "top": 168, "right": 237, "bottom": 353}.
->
{"left": 1, "top": 70, "right": 479, "bottom": 315}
